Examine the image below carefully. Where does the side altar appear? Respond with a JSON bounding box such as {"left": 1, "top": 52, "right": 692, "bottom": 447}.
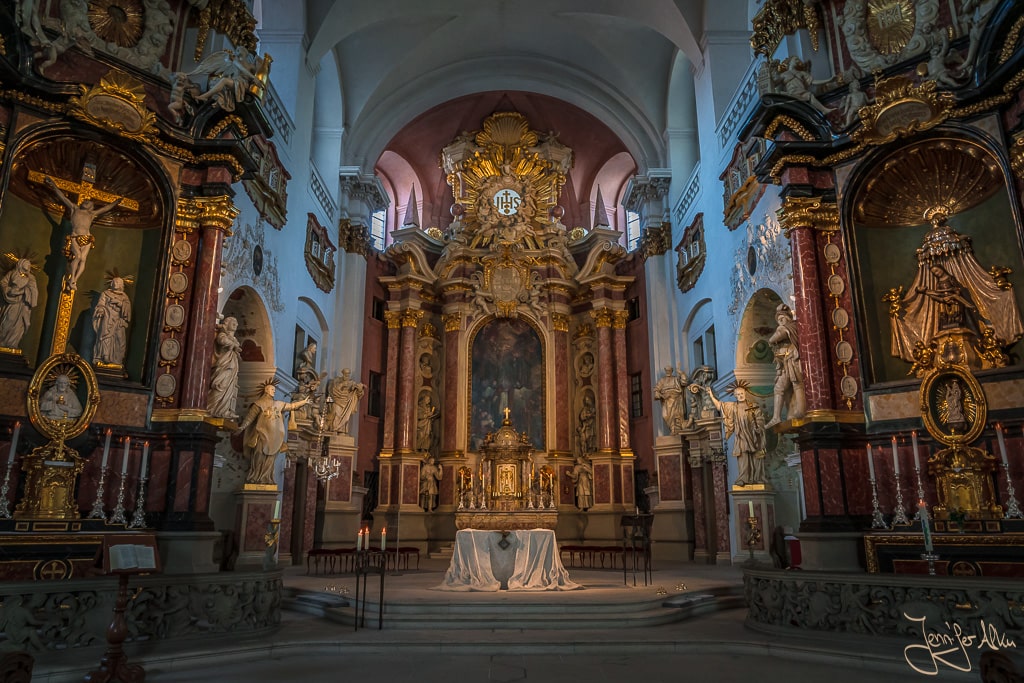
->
{"left": 454, "top": 411, "right": 557, "bottom": 531}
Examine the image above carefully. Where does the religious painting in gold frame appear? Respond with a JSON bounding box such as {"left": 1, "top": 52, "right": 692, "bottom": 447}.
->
{"left": 27, "top": 352, "right": 100, "bottom": 441}
{"left": 919, "top": 364, "right": 985, "bottom": 447}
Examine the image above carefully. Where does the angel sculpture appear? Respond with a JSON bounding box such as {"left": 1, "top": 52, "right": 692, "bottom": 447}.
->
{"left": 190, "top": 46, "right": 259, "bottom": 112}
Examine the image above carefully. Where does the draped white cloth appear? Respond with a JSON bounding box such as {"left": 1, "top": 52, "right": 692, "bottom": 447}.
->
{"left": 435, "top": 529, "right": 581, "bottom": 592}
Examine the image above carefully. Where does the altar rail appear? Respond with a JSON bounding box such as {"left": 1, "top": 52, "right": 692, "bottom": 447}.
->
{"left": 0, "top": 570, "right": 281, "bottom": 654}
{"left": 744, "top": 567, "right": 1024, "bottom": 642}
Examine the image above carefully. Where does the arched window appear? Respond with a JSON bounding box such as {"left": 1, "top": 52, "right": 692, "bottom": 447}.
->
{"left": 626, "top": 210, "right": 642, "bottom": 250}
{"left": 370, "top": 209, "right": 386, "bottom": 251}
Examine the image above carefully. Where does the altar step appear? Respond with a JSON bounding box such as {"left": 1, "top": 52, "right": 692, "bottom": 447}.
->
{"left": 283, "top": 585, "right": 744, "bottom": 630}
{"left": 427, "top": 544, "right": 453, "bottom": 560}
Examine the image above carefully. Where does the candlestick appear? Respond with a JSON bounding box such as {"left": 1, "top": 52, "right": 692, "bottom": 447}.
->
{"left": 120, "top": 436, "right": 131, "bottom": 475}
{"left": 88, "top": 463, "right": 109, "bottom": 521}
{"left": 866, "top": 444, "right": 875, "bottom": 481}
{"left": 7, "top": 421, "right": 20, "bottom": 465}
{"left": 911, "top": 431, "right": 920, "bottom": 471}
{"left": 996, "top": 423, "right": 1009, "bottom": 468}
{"left": 869, "top": 477, "right": 887, "bottom": 529}
{"left": 891, "top": 436, "right": 900, "bottom": 477}
{"left": 381, "top": 527, "right": 387, "bottom": 552}
{"left": 100, "top": 429, "right": 111, "bottom": 469}
{"left": 1003, "top": 462, "right": 1023, "bottom": 519}
{"left": 139, "top": 441, "right": 150, "bottom": 480}
{"left": 892, "top": 477, "right": 910, "bottom": 526}
{"left": 356, "top": 528, "right": 363, "bottom": 551}
{"left": 128, "top": 468, "right": 149, "bottom": 529}
{"left": 914, "top": 463, "right": 926, "bottom": 522}
{"left": 109, "top": 463, "right": 129, "bottom": 526}
{"left": 0, "top": 460, "right": 12, "bottom": 520}
{"left": 919, "top": 502, "right": 933, "bottom": 553}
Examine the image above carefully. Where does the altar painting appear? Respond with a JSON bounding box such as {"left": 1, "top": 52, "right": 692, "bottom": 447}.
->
{"left": 470, "top": 318, "right": 544, "bottom": 449}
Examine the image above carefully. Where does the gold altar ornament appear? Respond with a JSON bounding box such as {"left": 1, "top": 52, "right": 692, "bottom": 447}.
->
{"left": 17, "top": 353, "right": 101, "bottom": 520}
{"left": 67, "top": 70, "right": 158, "bottom": 145}
{"left": 919, "top": 364, "right": 1001, "bottom": 520}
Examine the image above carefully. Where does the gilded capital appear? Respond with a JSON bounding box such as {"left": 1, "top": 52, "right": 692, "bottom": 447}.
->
{"left": 384, "top": 310, "right": 401, "bottom": 329}
{"left": 612, "top": 310, "right": 629, "bottom": 329}
{"left": 443, "top": 312, "right": 462, "bottom": 332}
{"left": 174, "top": 197, "right": 202, "bottom": 235}
{"left": 400, "top": 309, "right": 424, "bottom": 328}
{"left": 591, "top": 308, "right": 615, "bottom": 328}
{"left": 551, "top": 313, "right": 569, "bottom": 333}
{"left": 777, "top": 196, "right": 839, "bottom": 237}
{"left": 195, "top": 195, "right": 239, "bottom": 234}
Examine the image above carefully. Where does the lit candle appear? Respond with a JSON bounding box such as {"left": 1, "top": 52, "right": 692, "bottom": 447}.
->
{"left": 121, "top": 436, "right": 131, "bottom": 475}
{"left": 356, "top": 528, "right": 363, "bottom": 551}
{"left": 273, "top": 499, "right": 281, "bottom": 519}
{"left": 748, "top": 500, "right": 755, "bottom": 517}
{"left": 139, "top": 441, "right": 150, "bottom": 479}
{"left": 891, "top": 436, "right": 900, "bottom": 477}
{"left": 920, "top": 502, "right": 933, "bottom": 553}
{"left": 381, "top": 526, "right": 387, "bottom": 552}
{"left": 866, "top": 443, "right": 876, "bottom": 481}
{"left": 6, "top": 422, "right": 20, "bottom": 465}
{"left": 911, "top": 430, "right": 920, "bottom": 471}
{"left": 100, "top": 429, "right": 111, "bottom": 469}
{"left": 996, "top": 423, "right": 1009, "bottom": 468}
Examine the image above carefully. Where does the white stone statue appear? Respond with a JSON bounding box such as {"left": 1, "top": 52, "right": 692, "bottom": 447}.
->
{"left": 653, "top": 366, "right": 687, "bottom": 434}
{"left": 767, "top": 304, "right": 807, "bottom": 427}
{"left": 839, "top": 79, "right": 869, "bottom": 129}
{"left": 707, "top": 381, "right": 768, "bottom": 488}
{"left": 190, "top": 46, "right": 259, "bottom": 112}
{"left": 92, "top": 277, "right": 132, "bottom": 367}
{"left": 45, "top": 177, "right": 123, "bottom": 292}
{"left": 326, "top": 369, "right": 365, "bottom": 434}
{"left": 773, "top": 56, "right": 835, "bottom": 116}
{"left": 235, "top": 379, "right": 310, "bottom": 486}
{"left": 0, "top": 258, "right": 38, "bottom": 351}
{"left": 207, "top": 316, "right": 241, "bottom": 420}
{"left": 568, "top": 455, "right": 594, "bottom": 511}
{"left": 40, "top": 373, "right": 82, "bottom": 421}
{"left": 16, "top": 0, "right": 48, "bottom": 48}
{"left": 416, "top": 392, "right": 439, "bottom": 452}
{"left": 419, "top": 456, "right": 443, "bottom": 511}
{"left": 576, "top": 393, "right": 596, "bottom": 456}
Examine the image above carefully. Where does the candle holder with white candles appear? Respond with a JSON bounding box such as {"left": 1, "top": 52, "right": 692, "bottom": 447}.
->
{"left": 866, "top": 443, "right": 888, "bottom": 529}
{"left": 998, "top": 425, "right": 1022, "bottom": 519}
{"left": 109, "top": 436, "right": 131, "bottom": 525}
{"left": 89, "top": 428, "right": 112, "bottom": 521}
{"left": 891, "top": 436, "right": 911, "bottom": 526}
{"left": 128, "top": 441, "right": 150, "bottom": 529}
{"left": 0, "top": 421, "right": 21, "bottom": 519}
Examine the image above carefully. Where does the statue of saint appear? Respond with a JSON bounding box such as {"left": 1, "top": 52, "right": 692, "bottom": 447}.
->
{"left": 235, "top": 379, "right": 310, "bottom": 486}
{"left": 707, "top": 381, "right": 768, "bottom": 488}
{"left": 40, "top": 373, "right": 82, "bottom": 421}
{"left": 0, "top": 258, "right": 38, "bottom": 350}
{"left": 326, "top": 369, "right": 365, "bottom": 434}
{"left": 92, "top": 277, "right": 131, "bottom": 367}
{"left": 292, "top": 341, "right": 324, "bottom": 422}
{"left": 207, "top": 316, "right": 241, "bottom": 420}
{"left": 416, "top": 392, "right": 439, "bottom": 452}
{"left": 419, "top": 456, "right": 443, "bottom": 511}
{"left": 686, "top": 365, "right": 716, "bottom": 422}
{"left": 653, "top": 366, "right": 687, "bottom": 434}
{"left": 576, "top": 393, "right": 596, "bottom": 456}
{"left": 44, "top": 177, "right": 123, "bottom": 292}
{"left": 767, "top": 304, "right": 807, "bottom": 427}
{"left": 568, "top": 455, "right": 594, "bottom": 511}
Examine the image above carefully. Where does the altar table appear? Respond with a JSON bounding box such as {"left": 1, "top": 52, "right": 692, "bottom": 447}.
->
{"left": 436, "top": 529, "right": 581, "bottom": 591}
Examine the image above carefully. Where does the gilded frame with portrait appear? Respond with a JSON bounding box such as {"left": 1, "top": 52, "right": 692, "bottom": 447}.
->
{"left": 919, "top": 365, "right": 985, "bottom": 447}
{"left": 27, "top": 352, "right": 100, "bottom": 440}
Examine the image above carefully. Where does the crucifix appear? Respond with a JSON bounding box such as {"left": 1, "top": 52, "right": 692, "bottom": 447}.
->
{"left": 27, "top": 163, "right": 138, "bottom": 353}
{"left": 503, "top": 406, "right": 511, "bottom": 423}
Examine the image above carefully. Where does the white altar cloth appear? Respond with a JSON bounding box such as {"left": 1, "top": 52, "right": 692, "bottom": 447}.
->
{"left": 435, "top": 529, "right": 581, "bottom": 591}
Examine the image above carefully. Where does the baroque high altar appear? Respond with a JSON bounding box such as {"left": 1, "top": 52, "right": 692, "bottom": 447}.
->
{"left": 373, "top": 112, "right": 640, "bottom": 538}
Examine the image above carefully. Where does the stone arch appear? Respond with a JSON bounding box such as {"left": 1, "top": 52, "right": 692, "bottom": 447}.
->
{"left": 736, "top": 288, "right": 784, "bottom": 402}
{"left": 376, "top": 150, "right": 424, "bottom": 237}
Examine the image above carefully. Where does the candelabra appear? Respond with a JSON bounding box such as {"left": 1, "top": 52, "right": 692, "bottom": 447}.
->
{"left": 913, "top": 465, "right": 927, "bottom": 521}
{"left": 744, "top": 516, "right": 762, "bottom": 566}
{"left": 128, "top": 474, "right": 148, "bottom": 529}
{"left": 892, "top": 480, "right": 911, "bottom": 526}
{"left": 869, "top": 478, "right": 888, "bottom": 529}
{"left": 88, "top": 465, "right": 109, "bottom": 521}
{"left": 1004, "top": 463, "right": 1023, "bottom": 519}
{"left": 0, "top": 459, "right": 15, "bottom": 519}
{"left": 920, "top": 552, "right": 940, "bottom": 576}
{"left": 109, "top": 470, "right": 129, "bottom": 525}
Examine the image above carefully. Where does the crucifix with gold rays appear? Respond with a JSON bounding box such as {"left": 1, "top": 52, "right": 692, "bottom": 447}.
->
{"left": 27, "top": 162, "right": 138, "bottom": 355}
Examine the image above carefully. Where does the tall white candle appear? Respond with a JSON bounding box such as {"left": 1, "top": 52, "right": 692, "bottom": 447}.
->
{"left": 7, "top": 422, "right": 20, "bottom": 465}
{"left": 381, "top": 526, "right": 387, "bottom": 552}
{"left": 911, "top": 430, "right": 920, "bottom": 471}
{"left": 356, "top": 528, "right": 362, "bottom": 551}
{"left": 996, "top": 423, "right": 1009, "bottom": 468}
{"left": 121, "top": 436, "right": 131, "bottom": 475}
{"left": 866, "top": 443, "right": 876, "bottom": 481}
{"left": 273, "top": 499, "right": 281, "bottom": 519}
{"left": 100, "top": 429, "right": 111, "bottom": 469}
{"left": 920, "top": 503, "right": 933, "bottom": 553}
{"left": 139, "top": 441, "right": 150, "bottom": 479}
{"left": 891, "top": 436, "right": 900, "bottom": 477}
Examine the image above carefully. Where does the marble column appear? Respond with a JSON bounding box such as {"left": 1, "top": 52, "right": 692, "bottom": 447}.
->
{"left": 441, "top": 312, "right": 461, "bottom": 457}
{"left": 592, "top": 308, "right": 616, "bottom": 452}
{"left": 180, "top": 195, "right": 238, "bottom": 410}
{"left": 381, "top": 311, "right": 401, "bottom": 456}
{"left": 552, "top": 314, "right": 571, "bottom": 455}
{"left": 612, "top": 311, "right": 631, "bottom": 457}
{"left": 395, "top": 309, "right": 423, "bottom": 454}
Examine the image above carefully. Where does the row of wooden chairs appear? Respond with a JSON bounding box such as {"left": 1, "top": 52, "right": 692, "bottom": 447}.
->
{"left": 306, "top": 547, "right": 420, "bottom": 575}
{"left": 559, "top": 545, "right": 643, "bottom": 569}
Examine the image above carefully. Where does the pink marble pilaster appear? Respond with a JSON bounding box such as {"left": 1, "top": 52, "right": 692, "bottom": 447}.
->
{"left": 181, "top": 223, "right": 227, "bottom": 409}
{"left": 442, "top": 327, "right": 460, "bottom": 453}
{"left": 657, "top": 454, "right": 683, "bottom": 501}
{"left": 594, "top": 463, "right": 610, "bottom": 504}
{"left": 395, "top": 320, "right": 418, "bottom": 453}
{"left": 613, "top": 321, "right": 630, "bottom": 452}
{"left": 712, "top": 462, "right": 730, "bottom": 554}
{"left": 554, "top": 330, "right": 570, "bottom": 453}
{"left": 594, "top": 320, "right": 616, "bottom": 451}
{"left": 381, "top": 314, "right": 401, "bottom": 452}
{"left": 790, "top": 226, "right": 834, "bottom": 410}
{"left": 689, "top": 461, "right": 707, "bottom": 554}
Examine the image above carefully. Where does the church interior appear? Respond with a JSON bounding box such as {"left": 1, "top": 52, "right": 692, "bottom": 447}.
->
{"left": 1, "top": 0, "right": 1024, "bottom": 680}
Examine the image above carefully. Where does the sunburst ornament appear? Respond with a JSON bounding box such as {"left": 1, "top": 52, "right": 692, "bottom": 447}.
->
{"left": 88, "top": 0, "right": 145, "bottom": 48}
{"left": 866, "top": 0, "right": 916, "bottom": 55}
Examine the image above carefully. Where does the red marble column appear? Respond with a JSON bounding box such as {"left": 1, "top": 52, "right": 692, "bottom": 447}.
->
{"left": 593, "top": 309, "right": 616, "bottom": 452}
{"left": 553, "top": 325, "right": 570, "bottom": 454}
{"left": 441, "top": 314, "right": 460, "bottom": 455}
{"left": 394, "top": 309, "right": 422, "bottom": 454}
{"left": 180, "top": 196, "right": 237, "bottom": 409}
{"left": 613, "top": 312, "right": 631, "bottom": 453}
{"left": 789, "top": 225, "right": 834, "bottom": 410}
{"left": 381, "top": 311, "right": 401, "bottom": 453}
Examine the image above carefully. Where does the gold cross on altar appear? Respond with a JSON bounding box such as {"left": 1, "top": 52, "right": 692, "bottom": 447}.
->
{"left": 503, "top": 407, "right": 510, "bottom": 421}
{"left": 28, "top": 164, "right": 140, "bottom": 212}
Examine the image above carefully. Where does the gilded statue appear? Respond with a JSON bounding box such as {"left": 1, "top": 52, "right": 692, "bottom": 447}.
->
{"left": 45, "top": 177, "right": 123, "bottom": 292}
{"left": 0, "top": 258, "right": 38, "bottom": 351}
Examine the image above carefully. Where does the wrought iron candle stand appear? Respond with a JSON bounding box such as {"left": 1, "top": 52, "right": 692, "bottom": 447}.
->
{"left": 869, "top": 478, "right": 888, "bottom": 529}
{"left": 0, "top": 460, "right": 15, "bottom": 520}
{"left": 1004, "top": 463, "right": 1023, "bottom": 519}
{"left": 128, "top": 474, "right": 148, "bottom": 529}
{"left": 109, "top": 469, "right": 129, "bottom": 525}
{"left": 88, "top": 465, "right": 109, "bottom": 521}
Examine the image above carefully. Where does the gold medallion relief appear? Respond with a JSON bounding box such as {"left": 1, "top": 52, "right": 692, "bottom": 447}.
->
{"left": 866, "top": 0, "right": 915, "bottom": 55}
